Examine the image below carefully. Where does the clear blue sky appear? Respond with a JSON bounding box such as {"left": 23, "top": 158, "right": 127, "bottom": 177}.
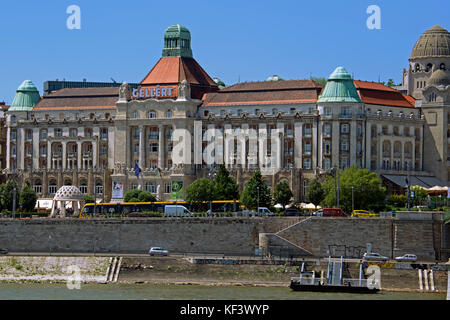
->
{"left": 0, "top": 0, "right": 448, "bottom": 103}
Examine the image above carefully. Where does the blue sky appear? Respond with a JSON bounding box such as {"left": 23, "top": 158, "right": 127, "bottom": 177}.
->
{"left": 0, "top": 0, "right": 448, "bottom": 103}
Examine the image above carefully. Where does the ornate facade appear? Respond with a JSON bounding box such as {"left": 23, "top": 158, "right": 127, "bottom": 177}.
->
{"left": 4, "top": 24, "right": 450, "bottom": 204}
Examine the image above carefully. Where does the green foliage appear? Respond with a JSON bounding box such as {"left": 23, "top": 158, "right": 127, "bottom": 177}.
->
{"left": 124, "top": 189, "right": 156, "bottom": 203}
{"left": 387, "top": 194, "right": 407, "bottom": 208}
{"left": 83, "top": 194, "right": 95, "bottom": 204}
{"left": 310, "top": 76, "right": 327, "bottom": 86}
{"left": 273, "top": 181, "right": 293, "bottom": 208}
{"left": 186, "top": 178, "right": 215, "bottom": 211}
{"left": 410, "top": 186, "right": 428, "bottom": 207}
{"left": 138, "top": 190, "right": 157, "bottom": 202}
{"left": 19, "top": 181, "right": 37, "bottom": 212}
{"left": 0, "top": 180, "right": 20, "bottom": 211}
{"left": 142, "top": 211, "right": 164, "bottom": 217}
{"left": 321, "top": 166, "right": 386, "bottom": 213}
{"left": 213, "top": 164, "right": 239, "bottom": 200}
{"left": 306, "top": 179, "right": 324, "bottom": 206}
{"left": 240, "top": 171, "right": 271, "bottom": 210}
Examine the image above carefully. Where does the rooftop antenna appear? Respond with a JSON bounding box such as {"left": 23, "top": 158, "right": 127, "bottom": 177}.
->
{"left": 111, "top": 78, "right": 117, "bottom": 83}
{"left": 238, "top": 75, "right": 240, "bottom": 83}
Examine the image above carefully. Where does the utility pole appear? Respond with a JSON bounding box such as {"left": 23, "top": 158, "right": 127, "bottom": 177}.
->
{"left": 12, "top": 186, "right": 16, "bottom": 219}
{"left": 406, "top": 162, "right": 411, "bottom": 210}
{"left": 351, "top": 186, "right": 355, "bottom": 214}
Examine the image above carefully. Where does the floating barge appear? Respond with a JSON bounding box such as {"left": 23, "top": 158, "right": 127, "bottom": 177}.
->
{"left": 290, "top": 257, "right": 380, "bottom": 294}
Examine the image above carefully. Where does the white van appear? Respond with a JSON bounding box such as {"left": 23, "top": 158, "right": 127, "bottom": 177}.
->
{"left": 257, "top": 207, "right": 274, "bottom": 217}
{"left": 164, "top": 205, "right": 193, "bottom": 217}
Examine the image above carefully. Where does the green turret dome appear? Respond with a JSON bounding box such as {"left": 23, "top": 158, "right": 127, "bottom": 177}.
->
{"left": 162, "top": 24, "right": 193, "bottom": 58}
{"left": 9, "top": 80, "right": 41, "bottom": 111}
{"left": 213, "top": 77, "right": 226, "bottom": 88}
{"left": 317, "top": 67, "right": 362, "bottom": 103}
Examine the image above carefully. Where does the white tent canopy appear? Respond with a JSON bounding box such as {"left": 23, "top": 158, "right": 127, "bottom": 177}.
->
{"left": 302, "top": 203, "right": 321, "bottom": 209}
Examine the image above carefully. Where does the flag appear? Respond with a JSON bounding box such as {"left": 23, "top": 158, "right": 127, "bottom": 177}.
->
{"left": 135, "top": 162, "right": 141, "bottom": 179}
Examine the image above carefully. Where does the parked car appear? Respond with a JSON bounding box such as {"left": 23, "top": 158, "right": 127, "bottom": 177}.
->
{"left": 149, "top": 247, "right": 169, "bottom": 256}
{"left": 0, "top": 248, "right": 8, "bottom": 255}
{"left": 312, "top": 209, "right": 323, "bottom": 216}
{"left": 284, "top": 207, "right": 302, "bottom": 216}
{"left": 164, "top": 205, "right": 193, "bottom": 217}
{"left": 395, "top": 254, "right": 417, "bottom": 262}
{"left": 321, "top": 208, "right": 347, "bottom": 217}
{"left": 257, "top": 207, "right": 274, "bottom": 217}
{"left": 362, "top": 252, "right": 389, "bottom": 262}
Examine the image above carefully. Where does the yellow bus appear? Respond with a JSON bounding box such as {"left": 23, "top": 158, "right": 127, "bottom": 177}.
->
{"left": 351, "top": 210, "right": 379, "bottom": 218}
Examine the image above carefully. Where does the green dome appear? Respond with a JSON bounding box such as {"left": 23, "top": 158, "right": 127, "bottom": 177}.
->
{"left": 162, "top": 24, "right": 193, "bottom": 58}
{"left": 317, "top": 67, "right": 362, "bottom": 103}
{"left": 266, "top": 75, "right": 284, "bottom": 81}
{"left": 410, "top": 25, "right": 450, "bottom": 59}
{"left": 9, "top": 80, "right": 41, "bottom": 111}
{"left": 213, "top": 77, "right": 226, "bottom": 88}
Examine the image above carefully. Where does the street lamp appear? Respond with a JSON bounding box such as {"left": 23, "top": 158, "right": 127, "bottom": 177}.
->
{"left": 257, "top": 186, "right": 260, "bottom": 214}
{"left": 12, "top": 186, "right": 16, "bottom": 219}
{"left": 208, "top": 169, "right": 216, "bottom": 215}
{"left": 351, "top": 186, "right": 355, "bottom": 214}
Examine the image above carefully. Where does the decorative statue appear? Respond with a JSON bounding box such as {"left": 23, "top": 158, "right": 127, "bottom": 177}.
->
{"left": 178, "top": 80, "right": 191, "bottom": 100}
{"left": 118, "top": 82, "right": 131, "bottom": 102}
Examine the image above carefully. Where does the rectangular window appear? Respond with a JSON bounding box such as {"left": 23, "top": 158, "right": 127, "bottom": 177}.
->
{"left": 324, "top": 123, "right": 331, "bottom": 136}
{"left": 324, "top": 107, "right": 331, "bottom": 116}
{"left": 145, "top": 182, "right": 156, "bottom": 193}
{"left": 323, "top": 158, "right": 331, "bottom": 170}
{"left": 164, "top": 182, "right": 172, "bottom": 194}
{"left": 304, "top": 124, "right": 312, "bottom": 137}
{"left": 55, "top": 129, "right": 62, "bottom": 137}
{"left": 149, "top": 143, "right": 158, "bottom": 153}
{"left": 303, "top": 158, "right": 312, "bottom": 169}
{"left": 11, "top": 130, "right": 17, "bottom": 140}
{"left": 340, "top": 140, "right": 349, "bottom": 151}
{"left": 70, "top": 128, "right": 78, "bottom": 137}
{"left": 101, "top": 128, "right": 108, "bottom": 140}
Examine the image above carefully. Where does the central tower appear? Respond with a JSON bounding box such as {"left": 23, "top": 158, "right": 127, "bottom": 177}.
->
{"left": 162, "top": 24, "right": 193, "bottom": 58}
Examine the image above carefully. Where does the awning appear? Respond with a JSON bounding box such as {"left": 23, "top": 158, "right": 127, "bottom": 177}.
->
{"left": 382, "top": 174, "right": 448, "bottom": 188}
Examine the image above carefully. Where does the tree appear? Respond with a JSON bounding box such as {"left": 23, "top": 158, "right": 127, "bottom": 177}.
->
{"left": 387, "top": 194, "right": 407, "bottom": 208}
{"left": 274, "top": 181, "right": 293, "bottom": 209}
{"left": 306, "top": 179, "right": 324, "bottom": 207}
{"left": 310, "top": 76, "right": 327, "bottom": 86}
{"left": 186, "top": 178, "right": 214, "bottom": 211}
{"left": 213, "top": 164, "right": 239, "bottom": 200}
{"left": 321, "top": 166, "right": 386, "bottom": 213}
{"left": 83, "top": 194, "right": 95, "bottom": 204}
{"left": 410, "top": 186, "right": 428, "bottom": 207}
{"left": 124, "top": 189, "right": 156, "bottom": 203}
{"left": 240, "top": 171, "right": 271, "bottom": 210}
{"left": 0, "top": 180, "right": 20, "bottom": 211}
{"left": 19, "top": 182, "right": 37, "bottom": 212}
{"left": 386, "top": 78, "right": 396, "bottom": 87}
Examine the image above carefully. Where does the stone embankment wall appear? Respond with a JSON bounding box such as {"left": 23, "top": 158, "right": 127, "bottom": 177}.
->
{"left": 0, "top": 256, "right": 111, "bottom": 282}
{"left": 0, "top": 217, "right": 301, "bottom": 255}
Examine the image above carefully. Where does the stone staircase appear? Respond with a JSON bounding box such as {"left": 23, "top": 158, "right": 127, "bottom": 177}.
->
{"left": 106, "top": 256, "right": 122, "bottom": 282}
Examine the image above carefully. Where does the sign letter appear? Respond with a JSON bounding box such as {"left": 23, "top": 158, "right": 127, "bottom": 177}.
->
{"left": 66, "top": 5, "right": 81, "bottom": 30}
{"left": 366, "top": 5, "right": 381, "bottom": 30}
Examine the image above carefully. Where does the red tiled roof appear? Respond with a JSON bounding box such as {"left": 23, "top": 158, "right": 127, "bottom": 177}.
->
{"left": 203, "top": 80, "right": 323, "bottom": 107}
{"left": 354, "top": 80, "right": 415, "bottom": 108}
{"left": 140, "top": 57, "right": 218, "bottom": 87}
{"left": 33, "top": 87, "right": 118, "bottom": 111}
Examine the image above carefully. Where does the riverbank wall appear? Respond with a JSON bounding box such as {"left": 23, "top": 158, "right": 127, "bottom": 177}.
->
{"left": 0, "top": 215, "right": 448, "bottom": 261}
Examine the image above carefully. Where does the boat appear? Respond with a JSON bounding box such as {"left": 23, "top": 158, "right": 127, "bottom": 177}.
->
{"left": 289, "top": 257, "right": 380, "bottom": 294}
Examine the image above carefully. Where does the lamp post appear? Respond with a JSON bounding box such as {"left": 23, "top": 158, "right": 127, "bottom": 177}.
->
{"left": 12, "top": 186, "right": 16, "bottom": 219}
{"left": 208, "top": 169, "right": 216, "bottom": 215}
{"left": 351, "top": 186, "right": 355, "bottom": 214}
{"left": 257, "top": 186, "right": 260, "bottom": 214}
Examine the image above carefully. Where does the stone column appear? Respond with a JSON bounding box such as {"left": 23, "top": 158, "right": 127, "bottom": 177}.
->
{"left": 77, "top": 141, "right": 82, "bottom": 170}
{"left": 258, "top": 124, "right": 267, "bottom": 168}
{"left": 331, "top": 121, "right": 340, "bottom": 168}
{"left": 419, "top": 126, "right": 423, "bottom": 171}
{"left": 401, "top": 141, "right": 405, "bottom": 170}
{"left": 312, "top": 121, "right": 317, "bottom": 170}
{"left": 350, "top": 121, "right": 357, "bottom": 166}
{"left": 62, "top": 141, "right": 67, "bottom": 170}
{"left": 139, "top": 125, "right": 144, "bottom": 169}
{"left": 275, "top": 123, "right": 284, "bottom": 170}
{"left": 47, "top": 141, "right": 52, "bottom": 170}
{"left": 294, "top": 122, "right": 302, "bottom": 169}
{"left": 390, "top": 139, "right": 394, "bottom": 170}
{"left": 206, "top": 124, "right": 216, "bottom": 166}
{"left": 412, "top": 139, "right": 416, "bottom": 172}
{"left": 240, "top": 124, "right": 249, "bottom": 168}
{"left": 92, "top": 140, "right": 98, "bottom": 169}
{"left": 365, "top": 121, "right": 371, "bottom": 170}
{"left": 318, "top": 121, "right": 323, "bottom": 169}
{"left": 42, "top": 169, "right": 48, "bottom": 198}
{"left": 215, "top": 125, "right": 223, "bottom": 166}
{"left": 378, "top": 138, "right": 383, "bottom": 170}
{"left": 19, "top": 127, "right": 25, "bottom": 169}
{"left": 248, "top": 125, "right": 258, "bottom": 169}
{"left": 6, "top": 127, "right": 10, "bottom": 169}
{"left": 159, "top": 124, "right": 165, "bottom": 168}
{"left": 224, "top": 124, "right": 233, "bottom": 167}
{"left": 193, "top": 122, "right": 201, "bottom": 166}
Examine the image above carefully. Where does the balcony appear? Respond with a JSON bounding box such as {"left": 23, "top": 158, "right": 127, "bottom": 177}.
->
{"left": 83, "top": 151, "right": 92, "bottom": 158}
{"left": 339, "top": 113, "right": 352, "bottom": 119}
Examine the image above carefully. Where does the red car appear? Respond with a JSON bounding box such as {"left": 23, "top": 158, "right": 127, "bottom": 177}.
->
{"left": 321, "top": 208, "right": 347, "bottom": 217}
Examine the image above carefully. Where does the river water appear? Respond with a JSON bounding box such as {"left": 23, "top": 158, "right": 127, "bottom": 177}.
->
{"left": 0, "top": 283, "right": 446, "bottom": 300}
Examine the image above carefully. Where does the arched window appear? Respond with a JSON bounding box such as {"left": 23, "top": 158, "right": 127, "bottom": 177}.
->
{"left": 148, "top": 110, "right": 156, "bottom": 119}
{"left": 64, "top": 179, "right": 72, "bottom": 186}
{"left": 95, "top": 180, "right": 103, "bottom": 195}
{"left": 79, "top": 180, "right": 87, "bottom": 194}
{"left": 440, "top": 63, "right": 446, "bottom": 70}
{"left": 33, "top": 179, "right": 42, "bottom": 194}
{"left": 415, "top": 63, "right": 420, "bottom": 72}
{"left": 49, "top": 180, "right": 57, "bottom": 194}
{"left": 425, "top": 63, "right": 433, "bottom": 72}
{"left": 166, "top": 110, "right": 172, "bottom": 118}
